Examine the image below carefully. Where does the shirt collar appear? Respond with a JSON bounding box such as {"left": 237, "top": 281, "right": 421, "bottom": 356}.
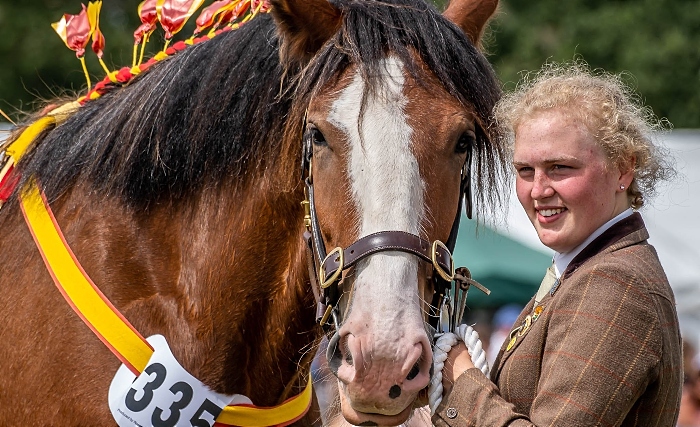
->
{"left": 553, "top": 208, "right": 634, "bottom": 278}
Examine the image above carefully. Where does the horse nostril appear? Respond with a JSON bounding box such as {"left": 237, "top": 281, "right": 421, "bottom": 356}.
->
{"left": 389, "top": 385, "right": 401, "bottom": 399}
{"left": 345, "top": 352, "right": 353, "bottom": 366}
{"left": 406, "top": 363, "right": 420, "bottom": 380}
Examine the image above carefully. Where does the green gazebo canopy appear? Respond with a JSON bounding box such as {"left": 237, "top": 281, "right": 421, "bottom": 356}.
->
{"left": 452, "top": 217, "right": 552, "bottom": 308}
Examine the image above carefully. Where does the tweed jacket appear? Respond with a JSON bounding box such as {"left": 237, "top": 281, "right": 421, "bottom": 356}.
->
{"left": 433, "top": 213, "right": 683, "bottom": 426}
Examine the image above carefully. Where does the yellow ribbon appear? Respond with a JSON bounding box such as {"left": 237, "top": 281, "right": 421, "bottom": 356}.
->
{"left": 5, "top": 116, "right": 55, "bottom": 162}
{"left": 3, "top": 101, "right": 80, "bottom": 163}
{"left": 20, "top": 181, "right": 154, "bottom": 373}
{"left": 217, "top": 376, "right": 313, "bottom": 426}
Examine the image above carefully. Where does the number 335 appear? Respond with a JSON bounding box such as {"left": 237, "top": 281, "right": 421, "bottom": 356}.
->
{"left": 124, "top": 363, "right": 223, "bottom": 427}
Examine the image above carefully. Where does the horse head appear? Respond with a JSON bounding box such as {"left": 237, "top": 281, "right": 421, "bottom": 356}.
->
{"left": 272, "top": 0, "right": 503, "bottom": 424}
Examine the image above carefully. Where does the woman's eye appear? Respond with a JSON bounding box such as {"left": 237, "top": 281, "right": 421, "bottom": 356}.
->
{"left": 306, "top": 127, "right": 327, "bottom": 147}
{"left": 517, "top": 167, "right": 534, "bottom": 176}
{"left": 456, "top": 132, "right": 475, "bottom": 154}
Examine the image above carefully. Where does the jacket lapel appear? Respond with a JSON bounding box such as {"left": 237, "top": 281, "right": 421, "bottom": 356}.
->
{"left": 491, "top": 298, "right": 534, "bottom": 380}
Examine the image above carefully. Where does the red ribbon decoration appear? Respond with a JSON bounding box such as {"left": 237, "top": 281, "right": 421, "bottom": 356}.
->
{"left": 134, "top": 0, "right": 158, "bottom": 45}
{"left": 157, "top": 0, "right": 206, "bottom": 40}
{"left": 52, "top": 4, "right": 92, "bottom": 58}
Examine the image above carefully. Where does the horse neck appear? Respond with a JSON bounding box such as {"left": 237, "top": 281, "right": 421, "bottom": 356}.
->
{"left": 44, "top": 171, "right": 317, "bottom": 404}
{"left": 171, "top": 178, "right": 317, "bottom": 401}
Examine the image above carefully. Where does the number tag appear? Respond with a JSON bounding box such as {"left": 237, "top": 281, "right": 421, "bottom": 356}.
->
{"left": 108, "top": 335, "right": 252, "bottom": 427}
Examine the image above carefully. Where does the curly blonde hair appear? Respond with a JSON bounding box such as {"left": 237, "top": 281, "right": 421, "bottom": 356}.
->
{"left": 494, "top": 61, "right": 675, "bottom": 209}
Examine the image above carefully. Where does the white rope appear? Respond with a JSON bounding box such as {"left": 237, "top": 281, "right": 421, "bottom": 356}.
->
{"left": 428, "top": 324, "right": 489, "bottom": 414}
{"left": 457, "top": 323, "right": 490, "bottom": 377}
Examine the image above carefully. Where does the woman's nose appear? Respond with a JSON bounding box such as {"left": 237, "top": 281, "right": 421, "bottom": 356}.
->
{"left": 531, "top": 171, "right": 554, "bottom": 199}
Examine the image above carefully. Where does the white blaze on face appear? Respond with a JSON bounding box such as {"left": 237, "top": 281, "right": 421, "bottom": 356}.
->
{"left": 328, "top": 56, "right": 425, "bottom": 346}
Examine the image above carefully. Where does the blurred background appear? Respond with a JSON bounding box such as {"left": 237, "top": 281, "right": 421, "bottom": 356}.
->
{"left": 1, "top": 1, "right": 699, "bottom": 422}
{"left": 0, "top": 0, "right": 698, "bottom": 126}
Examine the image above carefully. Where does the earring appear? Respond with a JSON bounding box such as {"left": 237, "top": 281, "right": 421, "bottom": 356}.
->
{"left": 620, "top": 184, "right": 625, "bottom": 191}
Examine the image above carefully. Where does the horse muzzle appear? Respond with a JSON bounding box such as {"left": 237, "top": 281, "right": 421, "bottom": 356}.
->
{"left": 326, "top": 304, "right": 433, "bottom": 425}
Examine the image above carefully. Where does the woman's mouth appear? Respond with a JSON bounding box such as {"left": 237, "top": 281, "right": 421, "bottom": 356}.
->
{"left": 539, "top": 207, "right": 565, "bottom": 217}
{"left": 537, "top": 207, "right": 567, "bottom": 223}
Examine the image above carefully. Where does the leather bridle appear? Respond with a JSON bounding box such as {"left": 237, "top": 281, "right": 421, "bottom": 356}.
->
{"left": 300, "top": 115, "right": 478, "bottom": 334}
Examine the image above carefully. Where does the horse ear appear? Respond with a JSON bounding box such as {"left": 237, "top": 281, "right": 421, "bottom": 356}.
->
{"left": 271, "top": 0, "right": 342, "bottom": 65}
{"left": 443, "top": 0, "right": 498, "bottom": 48}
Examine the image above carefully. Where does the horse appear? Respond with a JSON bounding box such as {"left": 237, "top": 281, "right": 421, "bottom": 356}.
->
{"left": 0, "top": 0, "right": 506, "bottom": 425}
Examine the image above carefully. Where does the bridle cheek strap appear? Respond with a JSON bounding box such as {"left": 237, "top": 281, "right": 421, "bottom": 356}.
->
{"left": 301, "top": 134, "right": 479, "bottom": 331}
{"left": 303, "top": 169, "right": 457, "bottom": 330}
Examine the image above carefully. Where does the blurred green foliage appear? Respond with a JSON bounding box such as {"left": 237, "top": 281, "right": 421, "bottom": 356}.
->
{"left": 0, "top": 0, "right": 698, "bottom": 127}
{"left": 488, "top": 0, "right": 700, "bottom": 129}
{"left": 0, "top": 1, "right": 141, "bottom": 113}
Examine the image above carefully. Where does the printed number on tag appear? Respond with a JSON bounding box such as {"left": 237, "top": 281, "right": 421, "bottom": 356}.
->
{"left": 122, "top": 362, "right": 222, "bottom": 427}
{"left": 109, "top": 335, "right": 249, "bottom": 427}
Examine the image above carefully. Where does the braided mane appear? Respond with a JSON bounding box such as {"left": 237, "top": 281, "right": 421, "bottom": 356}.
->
{"left": 14, "top": 15, "right": 288, "bottom": 208}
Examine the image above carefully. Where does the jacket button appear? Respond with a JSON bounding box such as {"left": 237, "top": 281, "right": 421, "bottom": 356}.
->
{"left": 446, "top": 407, "right": 458, "bottom": 419}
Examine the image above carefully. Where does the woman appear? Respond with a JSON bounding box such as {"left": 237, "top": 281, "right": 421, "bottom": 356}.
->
{"left": 433, "top": 63, "right": 682, "bottom": 426}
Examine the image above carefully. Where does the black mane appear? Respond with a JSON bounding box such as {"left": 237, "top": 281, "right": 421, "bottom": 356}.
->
{"left": 17, "top": 14, "right": 288, "bottom": 207}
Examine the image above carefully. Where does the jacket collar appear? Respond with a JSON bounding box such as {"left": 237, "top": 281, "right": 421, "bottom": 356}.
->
{"left": 562, "top": 212, "right": 646, "bottom": 279}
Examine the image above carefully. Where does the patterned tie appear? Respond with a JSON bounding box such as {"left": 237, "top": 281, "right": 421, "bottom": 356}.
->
{"left": 535, "top": 263, "right": 558, "bottom": 305}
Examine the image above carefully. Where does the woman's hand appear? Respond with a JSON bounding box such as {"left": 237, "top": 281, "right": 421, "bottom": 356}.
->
{"left": 441, "top": 341, "right": 476, "bottom": 395}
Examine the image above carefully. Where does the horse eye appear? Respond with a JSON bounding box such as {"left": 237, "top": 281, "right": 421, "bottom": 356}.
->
{"left": 306, "top": 127, "right": 327, "bottom": 147}
{"left": 456, "top": 132, "right": 475, "bottom": 154}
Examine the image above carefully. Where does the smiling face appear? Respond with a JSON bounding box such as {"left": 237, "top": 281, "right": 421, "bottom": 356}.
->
{"left": 513, "top": 109, "right": 634, "bottom": 253}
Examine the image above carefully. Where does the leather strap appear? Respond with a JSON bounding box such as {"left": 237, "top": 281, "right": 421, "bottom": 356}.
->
{"left": 304, "top": 230, "right": 329, "bottom": 322}
{"left": 305, "top": 177, "right": 327, "bottom": 262}
{"left": 320, "top": 231, "right": 453, "bottom": 281}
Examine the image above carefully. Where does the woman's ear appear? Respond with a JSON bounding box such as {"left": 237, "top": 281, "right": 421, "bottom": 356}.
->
{"left": 271, "top": 0, "right": 342, "bottom": 66}
{"left": 443, "top": 0, "right": 499, "bottom": 49}
{"left": 619, "top": 155, "right": 636, "bottom": 188}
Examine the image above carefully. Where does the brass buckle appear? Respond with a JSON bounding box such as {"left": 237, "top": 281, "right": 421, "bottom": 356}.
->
{"left": 320, "top": 304, "right": 333, "bottom": 326}
{"left": 319, "top": 305, "right": 340, "bottom": 329}
{"left": 319, "top": 247, "right": 344, "bottom": 289}
{"left": 431, "top": 240, "right": 454, "bottom": 282}
{"left": 300, "top": 200, "right": 311, "bottom": 231}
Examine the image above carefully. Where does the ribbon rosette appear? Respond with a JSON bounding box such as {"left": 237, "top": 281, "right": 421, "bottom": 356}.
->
{"left": 52, "top": 1, "right": 105, "bottom": 88}
{"left": 194, "top": 0, "right": 271, "bottom": 34}
{"left": 52, "top": 1, "right": 104, "bottom": 58}
{"left": 134, "top": 0, "right": 158, "bottom": 45}
{"left": 133, "top": 0, "right": 158, "bottom": 66}
{"left": 157, "top": 0, "right": 207, "bottom": 41}
{"left": 52, "top": 3, "right": 92, "bottom": 58}
{"left": 194, "top": 0, "right": 235, "bottom": 35}
{"left": 88, "top": 1, "right": 105, "bottom": 59}
{"left": 252, "top": 0, "right": 271, "bottom": 13}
